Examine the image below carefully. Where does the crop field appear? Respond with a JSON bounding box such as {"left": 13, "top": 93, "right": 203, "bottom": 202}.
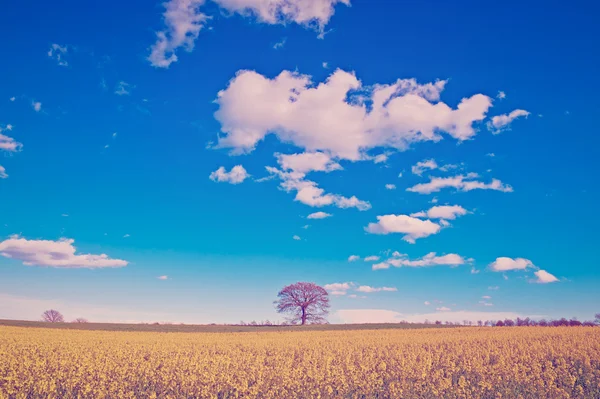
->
{"left": 1, "top": 326, "right": 599, "bottom": 399}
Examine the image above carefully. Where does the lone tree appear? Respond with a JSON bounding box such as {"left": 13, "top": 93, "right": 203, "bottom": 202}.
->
{"left": 41, "top": 309, "right": 64, "bottom": 323}
{"left": 275, "top": 282, "right": 329, "bottom": 325}
{"left": 72, "top": 318, "right": 88, "bottom": 323}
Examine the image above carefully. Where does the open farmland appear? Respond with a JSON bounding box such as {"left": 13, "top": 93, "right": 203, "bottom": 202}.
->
{"left": 1, "top": 325, "right": 599, "bottom": 399}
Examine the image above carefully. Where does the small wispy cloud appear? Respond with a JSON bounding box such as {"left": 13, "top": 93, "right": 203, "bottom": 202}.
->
{"left": 157, "top": 275, "right": 169, "bottom": 280}
{"left": 114, "top": 81, "right": 132, "bottom": 96}
{"left": 273, "top": 37, "right": 287, "bottom": 49}
{"left": 48, "top": 44, "right": 69, "bottom": 66}
{"left": 32, "top": 101, "right": 42, "bottom": 112}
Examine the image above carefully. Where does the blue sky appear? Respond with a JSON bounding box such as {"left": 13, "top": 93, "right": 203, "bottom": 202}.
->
{"left": 1, "top": 0, "right": 599, "bottom": 324}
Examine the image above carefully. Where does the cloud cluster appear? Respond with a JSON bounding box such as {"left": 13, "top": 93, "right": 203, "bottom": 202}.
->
{"left": 324, "top": 282, "right": 397, "bottom": 296}
{"left": 411, "top": 159, "right": 438, "bottom": 176}
{"left": 149, "top": 0, "right": 349, "bottom": 68}
{"left": 407, "top": 173, "right": 513, "bottom": 194}
{"left": 214, "top": 69, "right": 493, "bottom": 160}
{"left": 0, "top": 126, "right": 22, "bottom": 152}
{"left": 0, "top": 165, "right": 7, "bottom": 179}
{"left": 372, "top": 252, "right": 471, "bottom": 270}
{"left": 209, "top": 165, "right": 249, "bottom": 184}
{"left": 487, "top": 109, "right": 530, "bottom": 134}
{"left": 266, "top": 166, "right": 370, "bottom": 210}
{"left": 0, "top": 236, "right": 128, "bottom": 268}
{"left": 489, "top": 257, "right": 558, "bottom": 284}
{"left": 48, "top": 44, "right": 68, "bottom": 66}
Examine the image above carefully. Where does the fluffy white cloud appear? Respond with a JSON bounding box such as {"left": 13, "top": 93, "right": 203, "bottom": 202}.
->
{"left": 385, "top": 184, "right": 396, "bottom": 190}
{"left": 292, "top": 235, "right": 301, "bottom": 240}
{"left": 213, "top": 0, "right": 350, "bottom": 30}
{"left": 324, "top": 282, "right": 353, "bottom": 296}
{"left": 348, "top": 255, "right": 360, "bottom": 262}
{"left": 0, "top": 165, "right": 7, "bottom": 179}
{"left": 334, "top": 309, "right": 527, "bottom": 324}
{"left": 487, "top": 109, "right": 530, "bottom": 134}
{"left": 0, "top": 130, "right": 22, "bottom": 152}
{"left": 209, "top": 165, "right": 249, "bottom": 184}
{"left": 266, "top": 167, "right": 370, "bottom": 210}
{"left": 214, "top": 69, "right": 493, "bottom": 160}
{"left": 148, "top": 0, "right": 208, "bottom": 68}
{"left": 32, "top": 101, "right": 42, "bottom": 112}
{"left": 533, "top": 269, "right": 559, "bottom": 284}
{"left": 356, "top": 285, "right": 397, "bottom": 293}
{"left": 48, "top": 44, "right": 68, "bottom": 66}
{"left": 157, "top": 275, "right": 169, "bottom": 280}
{"left": 436, "top": 306, "right": 451, "bottom": 311}
{"left": 489, "top": 257, "right": 560, "bottom": 284}
{"left": 277, "top": 152, "right": 341, "bottom": 174}
{"left": 0, "top": 236, "right": 128, "bottom": 268}
{"left": 410, "top": 205, "right": 468, "bottom": 220}
{"left": 497, "top": 91, "right": 506, "bottom": 99}
{"left": 149, "top": 0, "right": 348, "bottom": 68}
{"left": 411, "top": 159, "right": 438, "bottom": 176}
{"left": 365, "top": 214, "right": 441, "bottom": 243}
{"left": 364, "top": 255, "right": 380, "bottom": 262}
{"left": 373, "top": 252, "right": 470, "bottom": 270}
{"left": 489, "top": 257, "right": 533, "bottom": 271}
{"left": 307, "top": 211, "right": 332, "bottom": 219}
{"left": 407, "top": 173, "right": 513, "bottom": 194}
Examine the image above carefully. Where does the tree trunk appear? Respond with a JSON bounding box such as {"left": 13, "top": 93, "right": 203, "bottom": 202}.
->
{"left": 301, "top": 307, "right": 307, "bottom": 325}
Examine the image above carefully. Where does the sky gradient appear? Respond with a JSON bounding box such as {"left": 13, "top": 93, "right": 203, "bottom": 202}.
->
{"left": 1, "top": 0, "right": 599, "bottom": 324}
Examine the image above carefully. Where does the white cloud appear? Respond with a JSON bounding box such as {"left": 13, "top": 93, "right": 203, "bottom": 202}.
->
{"left": 489, "top": 257, "right": 533, "bottom": 271}
{"left": 470, "top": 267, "right": 480, "bottom": 274}
{"left": 0, "top": 129, "right": 22, "bottom": 152}
{"left": 373, "top": 252, "right": 470, "bottom": 270}
{"left": 486, "top": 152, "right": 495, "bottom": 157}
{"left": 407, "top": 174, "right": 513, "bottom": 194}
{"left": 334, "top": 309, "right": 526, "bottom": 324}
{"left": 489, "top": 257, "right": 560, "bottom": 284}
{"left": 32, "top": 101, "right": 42, "bottom": 112}
{"left": 307, "top": 211, "right": 332, "bottom": 219}
{"left": 533, "top": 269, "right": 559, "bottom": 284}
{"left": 209, "top": 165, "right": 249, "bottom": 184}
{"left": 410, "top": 205, "right": 468, "bottom": 220}
{"left": 497, "top": 91, "right": 506, "bottom": 100}
{"left": 322, "top": 62, "right": 329, "bottom": 69}
{"left": 266, "top": 167, "right": 370, "bottom": 210}
{"left": 424, "top": 301, "right": 430, "bottom": 305}
{"left": 48, "top": 44, "right": 68, "bottom": 66}
{"left": 488, "top": 286, "right": 499, "bottom": 291}
{"left": 385, "top": 184, "right": 396, "bottom": 190}
{"left": 436, "top": 306, "right": 451, "bottom": 311}
{"left": 214, "top": 69, "right": 493, "bottom": 161}
{"left": 479, "top": 301, "right": 493, "bottom": 307}
{"left": 123, "top": 234, "right": 131, "bottom": 238}
{"left": 363, "top": 255, "right": 380, "bottom": 262}
{"left": 273, "top": 37, "right": 286, "bottom": 49}
{"left": 0, "top": 236, "right": 128, "bottom": 268}
{"left": 365, "top": 214, "right": 441, "bottom": 243}
{"left": 373, "top": 153, "right": 389, "bottom": 164}
{"left": 292, "top": 235, "right": 301, "bottom": 240}
{"left": 114, "top": 81, "right": 132, "bottom": 96}
{"left": 411, "top": 159, "right": 438, "bottom": 176}
{"left": 356, "top": 285, "right": 397, "bottom": 293}
{"left": 487, "top": 109, "right": 530, "bottom": 134}
{"left": 0, "top": 165, "right": 7, "bottom": 179}
{"left": 324, "top": 282, "right": 353, "bottom": 296}
{"left": 348, "top": 255, "right": 360, "bottom": 262}
{"left": 482, "top": 295, "right": 491, "bottom": 299}
{"left": 157, "top": 275, "right": 169, "bottom": 280}
{"left": 212, "top": 0, "right": 349, "bottom": 30}
{"left": 148, "top": 0, "right": 208, "bottom": 68}
{"left": 9, "top": 97, "right": 15, "bottom": 102}
{"left": 149, "top": 0, "right": 348, "bottom": 68}
{"left": 276, "top": 152, "right": 341, "bottom": 174}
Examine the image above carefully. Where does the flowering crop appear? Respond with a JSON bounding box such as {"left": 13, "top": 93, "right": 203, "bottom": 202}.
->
{"left": 1, "top": 326, "right": 599, "bottom": 398}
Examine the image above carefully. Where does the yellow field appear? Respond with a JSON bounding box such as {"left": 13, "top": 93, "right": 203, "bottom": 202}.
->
{"left": 1, "top": 326, "right": 599, "bottom": 399}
